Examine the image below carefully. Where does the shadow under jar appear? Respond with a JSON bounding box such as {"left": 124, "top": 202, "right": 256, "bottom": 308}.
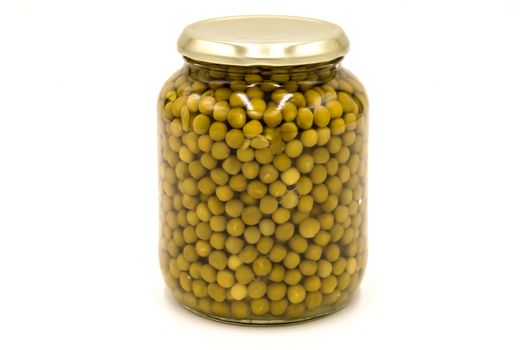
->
{"left": 158, "top": 16, "right": 368, "bottom": 325}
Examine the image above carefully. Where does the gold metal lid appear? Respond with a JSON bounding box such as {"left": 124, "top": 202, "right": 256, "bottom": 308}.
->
{"left": 177, "top": 16, "right": 349, "bottom": 66}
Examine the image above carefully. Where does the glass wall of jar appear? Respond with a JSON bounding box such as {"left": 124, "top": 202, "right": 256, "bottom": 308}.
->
{"left": 157, "top": 16, "right": 368, "bottom": 325}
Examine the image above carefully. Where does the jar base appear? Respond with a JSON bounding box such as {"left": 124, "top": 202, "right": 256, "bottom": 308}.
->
{"left": 166, "top": 287, "right": 360, "bottom": 326}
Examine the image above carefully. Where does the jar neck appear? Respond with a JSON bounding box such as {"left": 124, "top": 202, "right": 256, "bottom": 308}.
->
{"left": 183, "top": 57, "right": 342, "bottom": 84}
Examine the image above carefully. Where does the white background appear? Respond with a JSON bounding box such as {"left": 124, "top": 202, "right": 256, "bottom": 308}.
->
{"left": 1, "top": 0, "right": 525, "bottom": 349}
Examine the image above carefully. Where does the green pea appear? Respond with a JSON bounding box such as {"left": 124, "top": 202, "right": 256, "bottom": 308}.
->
{"left": 304, "top": 276, "right": 321, "bottom": 292}
{"left": 283, "top": 251, "right": 301, "bottom": 269}
{"left": 314, "top": 230, "right": 332, "bottom": 247}
{"left": 338, "top": 91, "right": 358, "bottom": 113}
{"left": 323, "top": 243, "right": 341, "bottom": 262}
{"left": 263, "top": 105, "right": 282, "bottom": 127}
{"left": 239, "top": 245, "right": 258, "bottom": 264}
{"left": 337, "top": 273, "right": 351, "bottom": 290}
{"left": 272, "top": 207, "right": 291, "bottom": 224}
{"left": 300, "top": 129, "right": 318, "bottom": 148}
{"left": 298, "top": 259, "right": 317, "bottom": 277}
{"left": 186, "top": 93, "right": 201, "bottom": 112}
{"left": 270, "top": 88, "right": 288, "bottom": 103}
{"left": 334, "top": 205, "right": 349, "bottom": 224}
{"left": 196, "top": 240, "right": 212, "bottom": 257}
{"left": 310, "top": 164, "right": 328, "bottom": 184}
{"left": 192, "top": 280, "right": 207, "bottom": 298}
{"left": 251, "top": 135, "right": 270, "bottom": 150}
{"left": 209, "top": 250, "right": 227, "bottom": 270}
{"left": 225, "top": 129, "right": 245, "bottom": 149}
{"left": 230, "top": 80, "right": 247, "bottom": 91}
{"left": 280, "top": 191, "right": 298, "bottom": 209}
{"left": 243, "top": 120, "right": 263, "bottom": 138}
{"left": 289, "top": 235, "right": 308, "bottom": 254}
{"left": 258, "top": 164, "right": 279, "bottom": 184}
{"left": 317, "top": 259, "right": 333, "bottom": 278}
{"left": 172, "top": 97, "right": 186, "bottom": 117}
{"left": 256, "top": 236, "right": 274, "bottom": 255}
{"left": 333, "top": 257, "right": 347, "bottom": 275}
{"left": 179, "top": 272, "right": 192, "bottom": 292}
{"left": 240, "top": 192, "right": 258, "bottom": 205}
{"left": 235, "top": 265, "right": 254, "bottom": 285}
{"left": 246, "top": 86, "right": 264, "bottom": 99}
{"left": 231, "top": 283, "right": 248, "bottom": 301}
{"left": 320, "top": 275, "right": 338, "bottom": 294}
{"left": 188, "top": 160, "right": 206, "bottom": 179}
{"left": 227, "top": 108, "right": 246, "bottom": 129}
{"left": 243, "top": 226, "right": 261, "bottom": 244}
{"left": 297, "top": 108, "right": 313, "bottom": 129}
{"left": 255, "top": 148, "right": 273, "bottom": 165}
{"left": 217, "top": 270, "right": 235, "bottom": 288}
{"left": 236, "top": 148, "right": 254, "bottom": 162}
{"left": 282, "top": 102, "right": 297, "bottom": 121}
{"left": 207, "top": 283, "right": 226, "bottom": 302}
{"left": 269, "top": 180, "right": 287, "bottom": 197}
{"left": 330, "top": 118, "right": 346, "bottom": 135}
{"left": 268, "top": 244, "right": 287, "bottom": 263}
{"left": 222, "top": 156, "right": 242, "bottom": 175}
{"left": 247, "top": 180, "right": 267, "bottom": 199}
{"left": 285, "top": 140, "right": 303, "bottom": 158}
{"left": 321, "top": 194, "right": 339, "bottom": 212}
{"left": 213, "top": 101, "right": 230, "bottom": 121}
{"left": 305, "top": 291, "right": 323, "bottom": 310}
{"left": 296, "top": 177, "right": 313, "bottom": 195}
{"left": 296, "top": 154, "right": 314, "bottom": 174}
{"left": 275, "top": 222, "right": 295, "bottom": 241}
{"left": 281, "top": 122, "right": 298, "bottom": 142}
{"left": 200, "top": 264, "right": 217, "bottom": 283}
{"left": 195, "top": 203, "right": 211, "bottom": 222}
{"left": 268, "top": 264, "right": 285, "bottom": 282}
{"left": 318, "top": 213, "right": 334, "bottom": 230}
{"left": 299, "top": 218, "right": 320, "bottom": 238}
{"left": 209, "top": 169, "right": 228, "bottom": 187}
{"left": 200, "top": 153, "right": 217, "bottom": 170}
{"left": 247, "top": 98, "right": 266, "bottom": 119}
{"left": 281, "top": 168, "right": 300, "bottom": 186}
{"left": 214, "top": 87, "right": 232, "bottom": 101}
{"left": 210, "top": 142, "right": 230, "bottom": 160}
{"left": 241, "top": 206, "right": 262, "bottom": 225}
{"left": 182, "top": 226, "right": 197, "bottom": 244}
{"left": 313, "top": 106, "right": 331, "bottom": 127}
{"left": 305, "top": 89, "right": 322, "bottom": 107}
{"left": 326, "top": 100, "right": 343, "bottom": 119}
{"left": 252, "top": 257, "right": 272, "bottom": 276}
{"left": 210, "top": 301, "right": 229, "bottom": 316}
{"left": 259, "top": 219, "right": 276, "bottom": 236}
{"left": 230, "top": 91, "right": 248, "bottom": 107}
{"left": 226, "top": 218, "right": 245, "bottom": 237}
{"left": 216, "top": 185, "right": 234, "bottom": 202}
{"left": 270, "top": 299, "right": 288, "bottom": 316}
{"left": 248, "top": 280, "right": 267, "bottom": 299}
{"left": 209, "top": 122, "right": 227, "bottom": 141}
{"left": 251, "top": 298, "right": 270, "bottom": 315}
{"left": 198, "top": 95, "right": 216, "bottom": 115}
{"left": 241, "top": 161, "right": 260, "bottom": 179}
{"left": 267, "top": 283, "right": 287, "bottom": 301}
{"left": 245, "top": 74, "right": 262, "bottom": 84}
{"left": 287, "top": 285, "right": 306, "bottom": 304}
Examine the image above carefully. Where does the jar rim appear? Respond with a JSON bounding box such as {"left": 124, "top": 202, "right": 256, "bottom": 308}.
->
{"left": 177, "top": 15, "right": 349, "bottom": 67}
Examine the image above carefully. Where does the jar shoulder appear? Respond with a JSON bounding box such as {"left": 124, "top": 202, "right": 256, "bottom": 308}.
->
{"left": 158, "top": 63, "right": 368, "bottom": 123}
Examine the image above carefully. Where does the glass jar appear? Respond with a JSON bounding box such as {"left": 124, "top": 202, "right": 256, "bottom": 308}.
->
{"left": 158, "top": 16, "right": 368, "bottom": 325}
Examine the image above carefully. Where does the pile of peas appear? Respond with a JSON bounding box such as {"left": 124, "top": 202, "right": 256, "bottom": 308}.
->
{"left": 158, "top": 59, "right": 368, "bottom": 323}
